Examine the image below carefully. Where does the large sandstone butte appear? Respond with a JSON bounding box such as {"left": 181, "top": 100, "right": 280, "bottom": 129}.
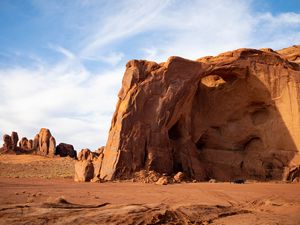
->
{"left": 98, "top": 45, "right": 300, "bottom": 182}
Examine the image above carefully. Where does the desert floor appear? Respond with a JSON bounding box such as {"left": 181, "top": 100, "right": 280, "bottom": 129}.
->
{"left": 0, "top": 155, "right": 300, "bottom": 225}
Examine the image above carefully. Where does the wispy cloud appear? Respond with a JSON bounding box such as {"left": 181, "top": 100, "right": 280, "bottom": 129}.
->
{"left": 80, "top": 0, "right": 169, "bottom": 57}
{"left": 48, "top": 44, "right": 75, "bottom": 60}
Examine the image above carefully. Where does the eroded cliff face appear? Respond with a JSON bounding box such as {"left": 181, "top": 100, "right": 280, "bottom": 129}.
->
{"left": 100, "top": 46, "right": 300, "bottom": 181}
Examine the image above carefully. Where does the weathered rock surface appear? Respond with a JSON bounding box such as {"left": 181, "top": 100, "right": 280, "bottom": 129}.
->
{"left": 174, "top": 172, "right": 185, "bottom": 183}
{"left": 0, "top": 132, "right": 24, "bottom": 154}
{"left": 56, "top": 143, "right": 77, "bottom": 158}
{"left": 2, "top": 134, "right": 13, "bottom": 152}
{"left": 74, "top": 148, "right": 104, "bottom": 182}
{"left": 11, "top": 132, "right": 19, "bottom": 149}
{"left": 0, "top": 128, "right": 75, "bottom": 158}
{"left": 156, "top": 176, "right": 169, "bottom": 185}
{"left": 99, "top": 45, "right": 300, "bottom": 182}
{"left": 74, "top": 160, "right": 94, "bottom": 182}
{"left": 19, "top": 137, "right": 29, "bottom": 150}
{"left": 37, "top": 128, "right": 55, "bottom": 156}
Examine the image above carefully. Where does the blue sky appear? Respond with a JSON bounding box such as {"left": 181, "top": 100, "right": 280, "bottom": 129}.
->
{"left": 0, "top": 0, "right": 299, "bottom": 150}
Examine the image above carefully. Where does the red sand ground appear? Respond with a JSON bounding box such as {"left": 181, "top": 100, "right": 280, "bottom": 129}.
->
{"left": 0, "top": 155, "right": 300, "bottom": 224}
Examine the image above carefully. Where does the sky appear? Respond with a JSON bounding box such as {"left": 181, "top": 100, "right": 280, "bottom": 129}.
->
{"left": 0, "top": 0, "right": 299, "bottom": 150}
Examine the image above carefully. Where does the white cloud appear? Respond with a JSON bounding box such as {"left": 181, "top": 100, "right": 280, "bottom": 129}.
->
{"left": 80, "top": 0, "right": 169, "bottom": 58}
{"left": 0, "top": 64, "right": 123, "bottom": 150}
{"left": 48, "top": 44, "right": 76, "bottom": 60}
{"left": 82, "top": 52, "right": 125, "bottom": 66}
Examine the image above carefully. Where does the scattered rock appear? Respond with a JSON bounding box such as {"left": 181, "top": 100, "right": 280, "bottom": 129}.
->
{"left": 233, "top": 179, "right": 245, "bottom": 184}
{"left": 292, "top": 177, "right": 300, "bottom": 183}
{"left": 209, "top": 179, "right": 217, "bottom": 183}
{"left": 156, "top": 176, "right": 168, "bottom": 185}
{"left": 91, "top": 177, "right": 101, "bottom": 183}
{"left": 133, "top": 170, "right": 161, "bottom": 183}
{"left": 173, "top": 172, "right": 185, "bottom": 183}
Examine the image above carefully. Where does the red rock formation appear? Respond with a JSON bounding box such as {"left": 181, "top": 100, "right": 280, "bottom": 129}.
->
{"left": 74, "top": 149, "right": 103, "bottom": 182}
{"left": 2, "top": 134, "right": 13, "bottom": 152}
{"left": 37, "top": 128, "right": 55, "bottom": 156}
{"left": 19, "top": 137, "right": 29, "bottom": 149}
{"left": 99, "top": 46, "right": 300, "bottom": 182}
{"left": 0, "top": 128, "right": 60, "bottom": 157}
{"left": 0, "top": 132, "right": 29, "bottom": 154}
{"left": 56, "top": 143, "right": 77, "bottom": 158}
{"left": 11, "top": 132, "right": 19, "bottom": 149}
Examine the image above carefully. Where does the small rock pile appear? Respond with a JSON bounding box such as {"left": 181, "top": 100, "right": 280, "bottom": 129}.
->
{"left": 132, "top": 170, "right": 187, "bottom": 185}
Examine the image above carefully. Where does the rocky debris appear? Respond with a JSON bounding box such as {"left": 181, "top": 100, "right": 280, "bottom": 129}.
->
{"left": 209, "top": 179, "right": 217, "bottom": 183}
{"left": 133, "top": 170, "right": 161, "bottom": 183}
{"left": 74, "top": 148, "right": 104, "bottom": 182}
{"left": 173, "top": 172, "right": 185, "bottom": 183}
{"left": 56, "top": 143, "right": 77, "bottom": 158}
{"left": 99, "top": 46, "right": 300, "bottom": 182}
{"left": 156, "top": 176, "right": 169, "bottom": 185}
{"left": 233, "top": 179, "right": 245, "bottom": 184}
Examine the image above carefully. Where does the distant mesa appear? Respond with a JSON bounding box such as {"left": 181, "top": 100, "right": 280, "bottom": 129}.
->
{"left": 0, "top": 128, "right": 77, "bottom": 159}
{"left": 93, "top": 45, "right": 300, "bottom": 183}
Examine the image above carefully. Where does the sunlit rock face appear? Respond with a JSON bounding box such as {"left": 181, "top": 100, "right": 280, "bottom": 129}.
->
{"left": 100, "top": 46, "right": 300, "bottom": 182}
